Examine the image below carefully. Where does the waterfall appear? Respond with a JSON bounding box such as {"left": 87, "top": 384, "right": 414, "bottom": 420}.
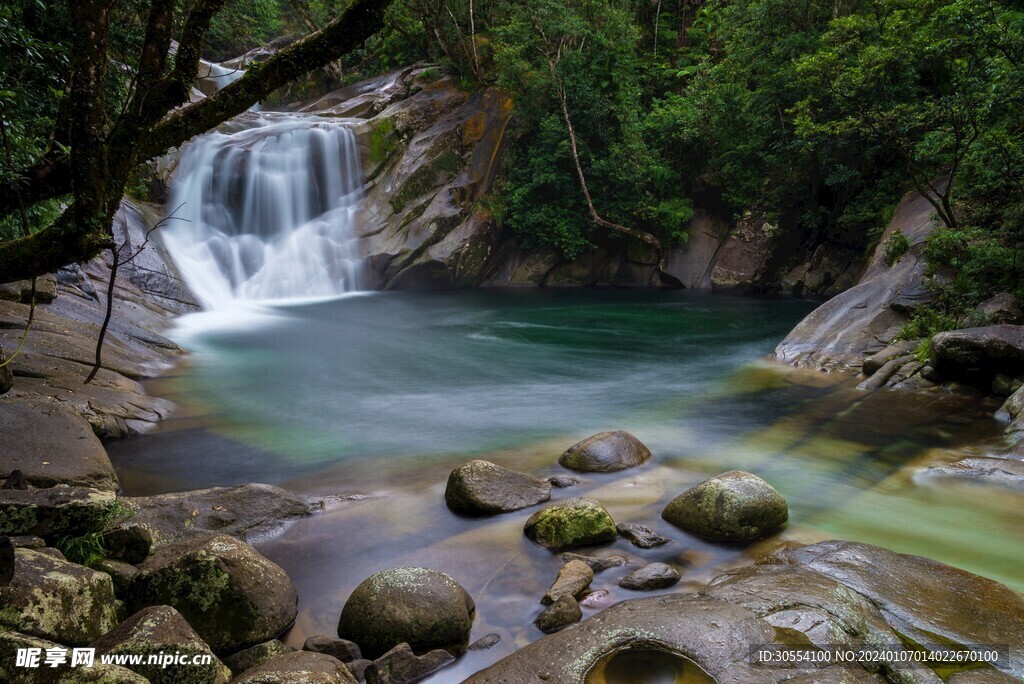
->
{"left": 161, "top": 112, "right": 364, "bottom": 308}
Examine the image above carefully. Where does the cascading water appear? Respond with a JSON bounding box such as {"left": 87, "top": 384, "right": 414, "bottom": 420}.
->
{"left": 161, "top": 112, "right": 364, "bottom": 308}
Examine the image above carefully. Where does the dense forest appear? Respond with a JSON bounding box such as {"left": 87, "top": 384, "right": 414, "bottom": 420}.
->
{"left": 2, "top": 0, "right": 1023, "bottom": 339}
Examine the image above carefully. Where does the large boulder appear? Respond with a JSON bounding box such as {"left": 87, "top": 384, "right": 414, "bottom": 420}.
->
{"left": 662, "top": 471, "right": 787, "bottom": 542}
{"left": 0, "top": 486, "right": 115, "bottom": 539}
{"left": 92, "top": 605, "right": 230, "bottom": 684}
{"left": 523, "top": 497, "right": 617, "bottom": 550}
{"left": 930, "top": 324, "right": 1024, "bottom": 386}
{"left": 0, "top": 631, "right": 148, "bottom": 684}
{"left": 0, "top": 401, "right": 119, "bottom": 492}
{"left": 444, "top": 460, "right": 551, "bottom": 515}
{"left": 0, "top": 548, "right": 120, "bottom": 645}
{"left": 224, "top": 640, "right": 296, "bottom": 676}
{"left": 557, "top": 431, "right": 651, "bottom": 473}
{"left": 127, "top": 534, "right": 298, "bottom": 654}
{"left": 230, "top": 651, "right": 356, "bottom": 684}
{"left": 337, "top": 567, "right": 475, "bottom": 659}
{"left": 978, "top": 292, "right": 1022, "bottom": 325}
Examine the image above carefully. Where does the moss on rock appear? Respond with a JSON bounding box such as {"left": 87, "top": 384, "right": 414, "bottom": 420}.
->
{"left": 661, "top": 471, "right": 787, "bottom": 542}
{"left": 523, "top": 497, "right": 618, "bottom": 550}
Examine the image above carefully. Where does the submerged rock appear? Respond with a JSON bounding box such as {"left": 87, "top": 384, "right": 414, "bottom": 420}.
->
{"left": 557, "top": 552, "right": 627, "bottom": 572}
{"left": 224, "top": 639, "right": 296, "bottom": 675}
{"left": 444, "top": 460, "right": 551, "bottom": 515}
{"left": 543, "top": 559, "right": 594, "bottom": 605}
{"left": 618, "top": 562, "right": 680, "bottom": 591}
{"left": 230, "top": 650, "right": 356, "bottom": 684}
{"left": 93, "top": 605, "right": 230, "bottom": 684}
{"left": 615, "top": 522, "right": 671, "bottom": 548}
{"left": 127, "top": 534, "right": 298, "bottom": 654}
{"left": 930, "top": 324, "right": 1024, "bottom": 386}
{"left": 662, "top": 471, "right": 788, "bottom": 542}
{"left": 534, "top": 595, "right": 582, "bottom": 634}
{"left": 337, "top": 567, "right": 475, "bottom": 660}
{"left": 364, "top": 642, "right": 454, "bottom": 684}
{"left": 922, "top": 455, "right": 1024, "bottom": 490}
{"left": 524, "top": 497, "right": 617, "bottom": 550}
{"left": 0, "top": 547, "right": 120, "bottom": 645}
{"left": 557, "top": 430, "right": 651, "bottom": 473}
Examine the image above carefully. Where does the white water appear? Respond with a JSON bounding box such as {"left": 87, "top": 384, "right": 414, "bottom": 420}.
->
{"left": 162, "top": 112, "right": 365, "bottom": 308}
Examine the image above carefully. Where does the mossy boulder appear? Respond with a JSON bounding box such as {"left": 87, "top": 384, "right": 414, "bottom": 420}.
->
{"left": 230, "top": 651, "right": 356, "bottom": 683}
{"left": 224, "top": 640, "right": 296, "bottom": 676}
{"left": 662, "top": 471, "right": 787, "bottom": 542}
{"left": 523, "top": 497, "right": 617, "bottom": 550}
{"left": 0, "top": 486, "right": 115, "bottom": 539}
{"left": 930, "top": 324, "right": 1024, "bottom": 386}
{"left": 0, "top": 631, "right": 148, "bottom": 684}
{"left": 557, "top": 430, "right": 651, "bottom": 473}
{"left": 127, "top": 534, "right": 298, "bottom": 654}
{"left": 93, "top": 605, "right": 230, "bottom": 684}
{"left": 337, "top": 567, "right": 475, "bottom": 660}
{"left": 444, "top": 460, "right": 551, "bottom": 515}
{"left": 0, "top": 548, "right": 120, "bottom": 645}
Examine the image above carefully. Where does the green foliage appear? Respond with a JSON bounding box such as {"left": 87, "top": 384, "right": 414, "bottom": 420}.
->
{"left": 883, "top": 230, "right": 911, "bottom": 267}
{"left": 56, "top": 500, "right": 135, "bottom": 567}
{"left": 204, "top": 0, "right": 284, "bottom": 61}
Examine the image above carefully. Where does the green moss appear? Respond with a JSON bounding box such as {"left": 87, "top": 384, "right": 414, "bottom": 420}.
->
{"left": 525, "top": 498, "right": 617, "bottom": 550}
{"left": 370, "top": 118, "right": 397, "bottom": 167}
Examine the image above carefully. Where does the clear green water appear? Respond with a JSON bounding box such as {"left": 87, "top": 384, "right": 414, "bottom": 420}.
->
{"left": 108, "top": 290, "right": 1024, "bottom": 679}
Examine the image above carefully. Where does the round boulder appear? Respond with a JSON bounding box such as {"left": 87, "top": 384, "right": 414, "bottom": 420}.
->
{"left": 558, "top": 431, "right": 651, "bottom": 473}
{"left": 127, "top": 534, "right": 298, "bottom": 654}
{"left": 662, "top": 471, "right": 787, "bottom": 541}
{"left": 524, "top": 497, "right": 617, "bottom": 550}
{"left": 445, "top": 460, "right": 551, "bottom": 515}
{"left": 337, "top": 567, "right": 475, "bottom": 660}
{"left": 230, "top": 651, "right": 356, "bottom": 684}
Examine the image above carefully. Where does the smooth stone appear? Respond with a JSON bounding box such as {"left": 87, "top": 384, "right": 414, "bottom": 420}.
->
{"left": 618, "top": 562, "right": 680, "bottom": 590}
{"left": 127, "top": 534, "right": 298, "bottom": 654}
{"left": 862, "top": 339, "right": 920, "bottom": 376}
{"left": 224, "top": 640, "right": 297, "bottom": 676}
{"left": 364, "top": 643, "right": 455, "bottom": 684}
{"left": 304, "top": 634, "right": 362, "bottom": 663}
{"left": 542, "top": 560, "right": 594, "bottom": 605}
{"left": 548, "top": 475, "right": 580, "bottom": 488}
{"left": 444, "top": 460, "right": 551, "bottom": 515}
{"left": 524, "top": 497, "right": 617, "bottom": 550}
{"left": 468, "top": 633, "right": 501, "bottom": 651}
{"left": 0, "top": 548, "right": 119, "bottom": 645}
{"left": 534, "top": 595, "right": 582, "bottom": 634}
{"left": 931, "top": 324, "right": 1024, "bottom": 385}
{"left": 558, "top": 552, "right": 627, "bottom": 572}
{"left": 615, "top": 522, "right": 671, "bottom": 548}
{"left": 662, "top": 470, "right": 788, "bottom": 541}
{"left": 93, "top": 605, "right": 230, "bottom": 684}
{"left": 337, "top": 567, "right": 475, "bottom": 659}
{"left": 557, "top": 430, "right": 652, "bottom": 473}
{"left": 922, "top": 456, "right": 1024, "bottom": 490}
{"left": 230, "top": 651, "right": 356, "bottom": 684}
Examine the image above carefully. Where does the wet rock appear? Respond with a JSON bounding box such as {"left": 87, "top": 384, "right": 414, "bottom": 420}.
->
{"left": 93, "top": 558, "right": 138, "bottom": 598}
{"left": 0, "top": 548, "right": 120, "bottom": 645}
{"left": 548, "top": 475, "right": 580, "bottom": 488}
{"left": 337, "top": 567, "right": 475, "bottom": 659}
{"left": 346, "top": 658, "right": 373, "bottom": 682}
{"left": 93, "top": 605, "right": 230, "bottom": 684}
{"left": 857, "top": 354, "right": 916, "bottom": 390}
{"left": 863, "top": 339, "right": 920, "bottom": 376}
{"left": 0, "top": 401, "right": 119, "bottom": 491}
{"left": 543, "top": 559, "right": 593, "bottom": 605}
{"left": 615, "top": 522, "right": 671, "bottom": 548}
{"left": 305, "top": 634, "right": 362, "bottom": 663}
{"left": 0, "top": 631, "right": 149, "bottom": 684}
{"left": 444, "top": 460, "right": 552, "bottom": 516}
{"left": 662, "top": 471, "right": 788, "bottom": 541}
{"left": 978, "top": 292, "right": 1022, "bottom": 325}
{"left": 224, "top": 639, "right": 296, "bottom": 675}
{"left": 0, "top": 485, "right": 115, "bottom": 539}
{"left": 364, "top": 643, "right": 454, "bottom": 684}
{"left": 618, "top": 562, "right": 680, "bottom": 590}
{"left": 524, "top": 497, "right": 617, "bottom": 550}
{"left": 558, "top": 552, "right": 627, "bottom": 572}
{"left": 0, "top": 275, "right": 58, "bottom": 304}
{"left": 579, "top": 589, "right": 613, "bottom": 609}
{"left": 534, "top": 595, "right": 582, "bottom": 634}
{"left": 102, "top": 524, "right": 153, "bottom": 564}
{"left": 116, "top": 483, "right": 311, "bottom": 553}
{"left": 557, "top": 430, "right": 651, "bottom": 473}
{"left": 231, "top": 650, "right": 356, "bottom": 683}
{"left": 931, "top": 324, "right": 1024, "bottom": 386}
{"left": 468, "top": 633, "right": 501, "bottom": 651}
{"left": 922, "top": 456, "right": 1024, "bottom": 490}
{"left": 128, "top": 534, "right": 298, "bottom": 654}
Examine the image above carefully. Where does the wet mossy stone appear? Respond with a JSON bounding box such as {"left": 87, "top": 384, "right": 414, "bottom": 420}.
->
{"left": 224, "top": 639, "right": 296, "bottom": 676}
{"left": 0, "top": 631, "right": 148, "bottom": 684}
{"left": 558, "top": 431, "right": 652, "bottom": 473}
{"left": 662, "top": 471, "right": 787, "bottom": 542}
{"left": 230, "top": 650, "right": 356, "bottom": 684}
{"left": 524, "top": 497, "right": 617, "bottom": 550}
{"left": 0, "top": 548, "right": 120, "bottom": 645}
{"left": 93, "top": 605, "right": 231, "bottom": 684}
{"left": 337, "top": 567, "right": 475, "bottom": 660}
{"left": 127, "top": 534, "right": 298, "bottom": 655}
{"left": 445, "top": 460, "right": 552, "bottom": 515}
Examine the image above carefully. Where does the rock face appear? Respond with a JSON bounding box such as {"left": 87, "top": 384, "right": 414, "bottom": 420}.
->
{"left": 0, "top": 548, "right": 120, "bottom": 645}
{"left": 230, "top": 651, "right": 357, "bottom": 684}
{"left": 662, "top": 471, "right": 787, "bottom": 541}
{"left": 92, "top": 605, "right": 230, "bottom": 684}
{"left": 337, "top": 567, "right": 475, "bottom": 659}
{"left": 557, "top": 431, "right": 652, "bottom": 473}
{"left": 444, "top": 460, "right": 551, "bottom": 515}
{"left": 523, "top": 497, "right": 618, "bottom": 550}
{"left": 930, "top": 325, "right": 1024, "bottom": 386}
{"left": 776, "top": 188, "right": 939, "bottom": 370}
{"left": 127, "top": 534, "right": 298, "bottom": 654}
